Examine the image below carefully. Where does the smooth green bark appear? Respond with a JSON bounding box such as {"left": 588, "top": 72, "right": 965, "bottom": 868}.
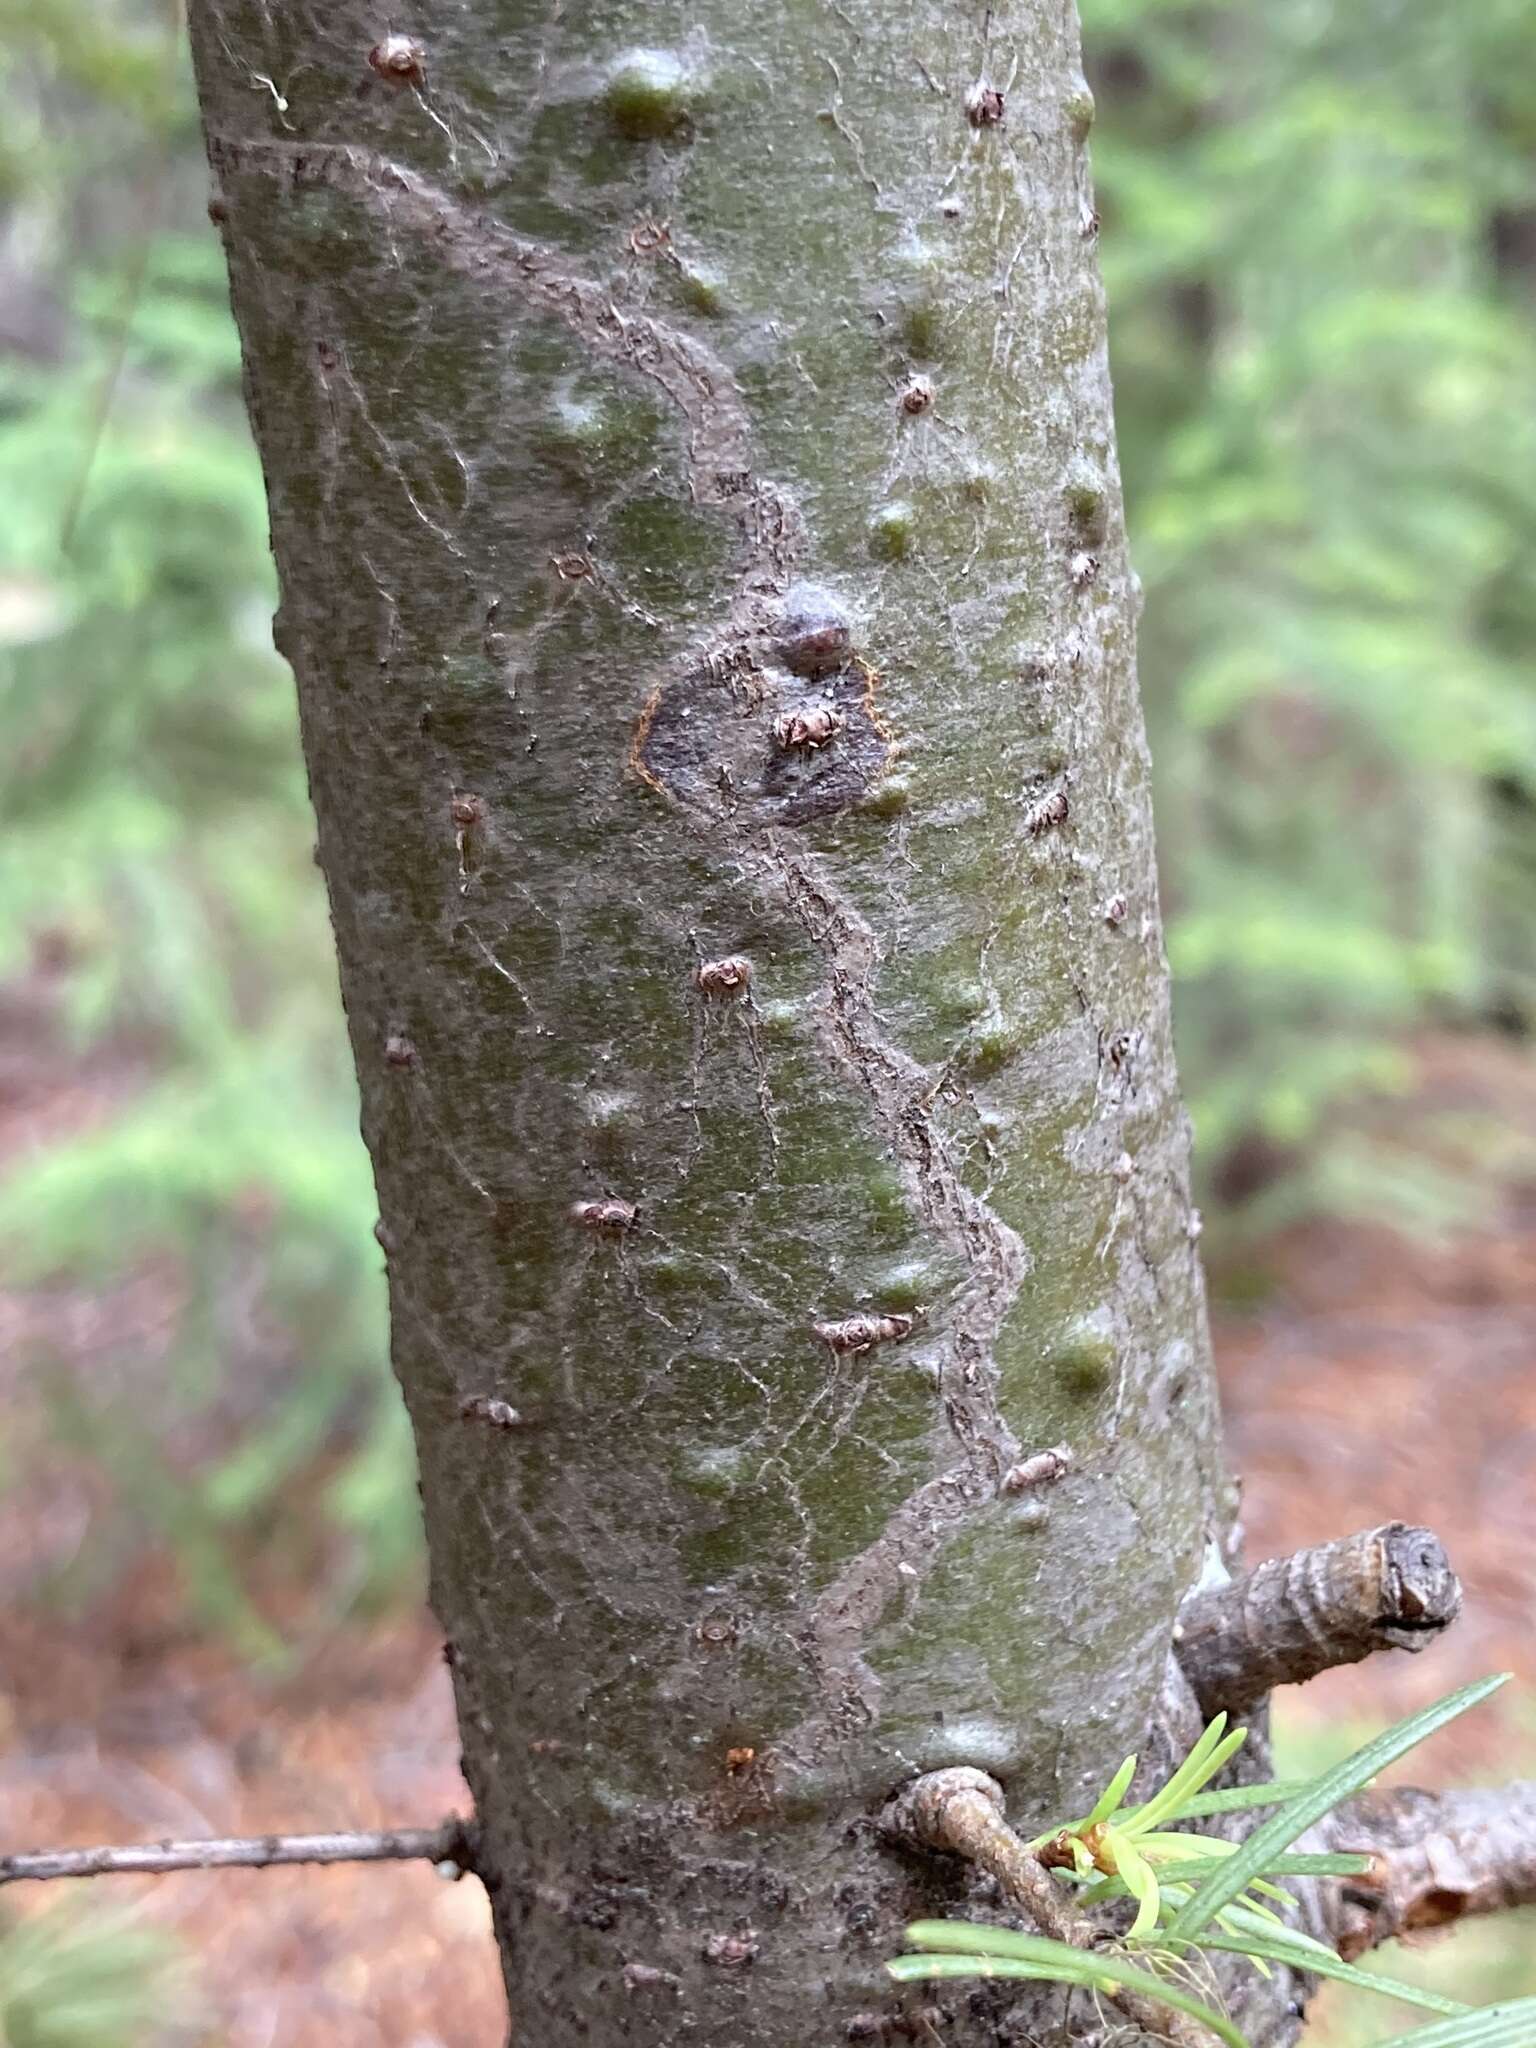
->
{"left": 190, "top": 4, "right": 1240, "bottom": 2040}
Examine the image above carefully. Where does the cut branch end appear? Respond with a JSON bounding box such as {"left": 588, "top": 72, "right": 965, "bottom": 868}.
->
{"left": 1175, "top": 1522, "right": 1461, "bottom": 1714}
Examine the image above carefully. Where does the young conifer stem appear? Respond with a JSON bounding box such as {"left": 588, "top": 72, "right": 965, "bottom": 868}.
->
{"left": 885, "top": 1769, "right": 1209, "bottom": 2048}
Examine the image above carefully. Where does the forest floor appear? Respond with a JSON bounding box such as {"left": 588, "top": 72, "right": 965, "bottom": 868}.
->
{"left": 3, "top": 1035, "right": 1535, "bottom": 2045}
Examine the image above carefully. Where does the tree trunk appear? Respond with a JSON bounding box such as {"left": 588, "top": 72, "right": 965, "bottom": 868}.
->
{"left": 189, "top": 3, "right": 1239, "bottom": 2041}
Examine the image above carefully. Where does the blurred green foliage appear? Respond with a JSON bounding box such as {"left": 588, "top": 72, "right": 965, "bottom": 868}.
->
{"left": 1085, "top": 0, "right": 1536, "bottom": 1229}
{"left": 0, "top": 0, "right": 1534, "bottom": 1648}
{"left": 0, "top": 8, "right": 406, "bottom": 1652}
{"left": 0, "top": 1904, "right": 192, "bottom": 2047}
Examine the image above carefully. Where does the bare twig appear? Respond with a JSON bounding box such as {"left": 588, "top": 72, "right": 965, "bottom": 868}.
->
{"left": 1328, "top": 1781, "right": 1536, "bottom": 1958}
{"left": 1174, "top": 1524, "right": 1460, "bottom": 1715}
{"left": 0, "top": 1818, "right": 475, "bottom": 1889}
{"left": 884, "top": 1769, "right": 1209, "bottom": 2047}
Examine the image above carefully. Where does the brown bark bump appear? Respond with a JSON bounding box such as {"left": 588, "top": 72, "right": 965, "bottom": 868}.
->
{"left": 885, "top": 1766, "right": 1004, "bottom": 1852}
{"left": 883, "top": 1766, "right": 1092, "bottom": 1950}
{"left": 695, "top": 955, "right": 754, "bottom": 997}
{"left": 367, "top": 35, "right": 427, "bottom": 89}
{"left": 1001, "top": 1445, "right": 1072, "bottom": 1494}
{"left": 964, "top": 84, "right": 1006, "bottom": 127}
{"left": 1175, "top": 1523, "right": 1461, "bottom": 1714}
{"left": 1331, "top": 1782, "right": 1536, "bottom": 1959}
{"left": 812, "top": 1311, "right": 918, "bottom": 1355}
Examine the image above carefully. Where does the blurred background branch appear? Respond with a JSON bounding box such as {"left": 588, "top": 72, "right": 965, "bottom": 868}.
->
{"left": 0, "top": 1821, "right": 475, "bottom": 1890}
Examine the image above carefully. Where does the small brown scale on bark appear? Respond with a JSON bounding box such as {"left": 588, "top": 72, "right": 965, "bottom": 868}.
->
{"left": 568, "top": 1198, "right": 638, "bottom": 1233}
{"left": 773, "top": 704, "right": 845, "bottom": 750}
{"left": 813, "top": 1311, "right": 917, "bottom": 1354}
{"left": 965, "top": 84, "right": 1006, "bottom": 126}
{"left": 460, "top": 1395, "right": 523, "bottom": 1429}
{"left": 695, "top": 955, "right": 753, "bottom": 996}
{"left": 1002, "top": 1445, "right": 1071, "bottom": 1492}
{"left": 368, "top": 35, "right": 426, "bottom": 87}
{"left": 1024, "top": 788, "right": 1070, "bottom": 836}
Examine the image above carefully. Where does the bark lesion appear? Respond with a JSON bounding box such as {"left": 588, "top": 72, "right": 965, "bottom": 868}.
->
{"left": 633, "top": 636, "right": 892, "bottom": 823}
